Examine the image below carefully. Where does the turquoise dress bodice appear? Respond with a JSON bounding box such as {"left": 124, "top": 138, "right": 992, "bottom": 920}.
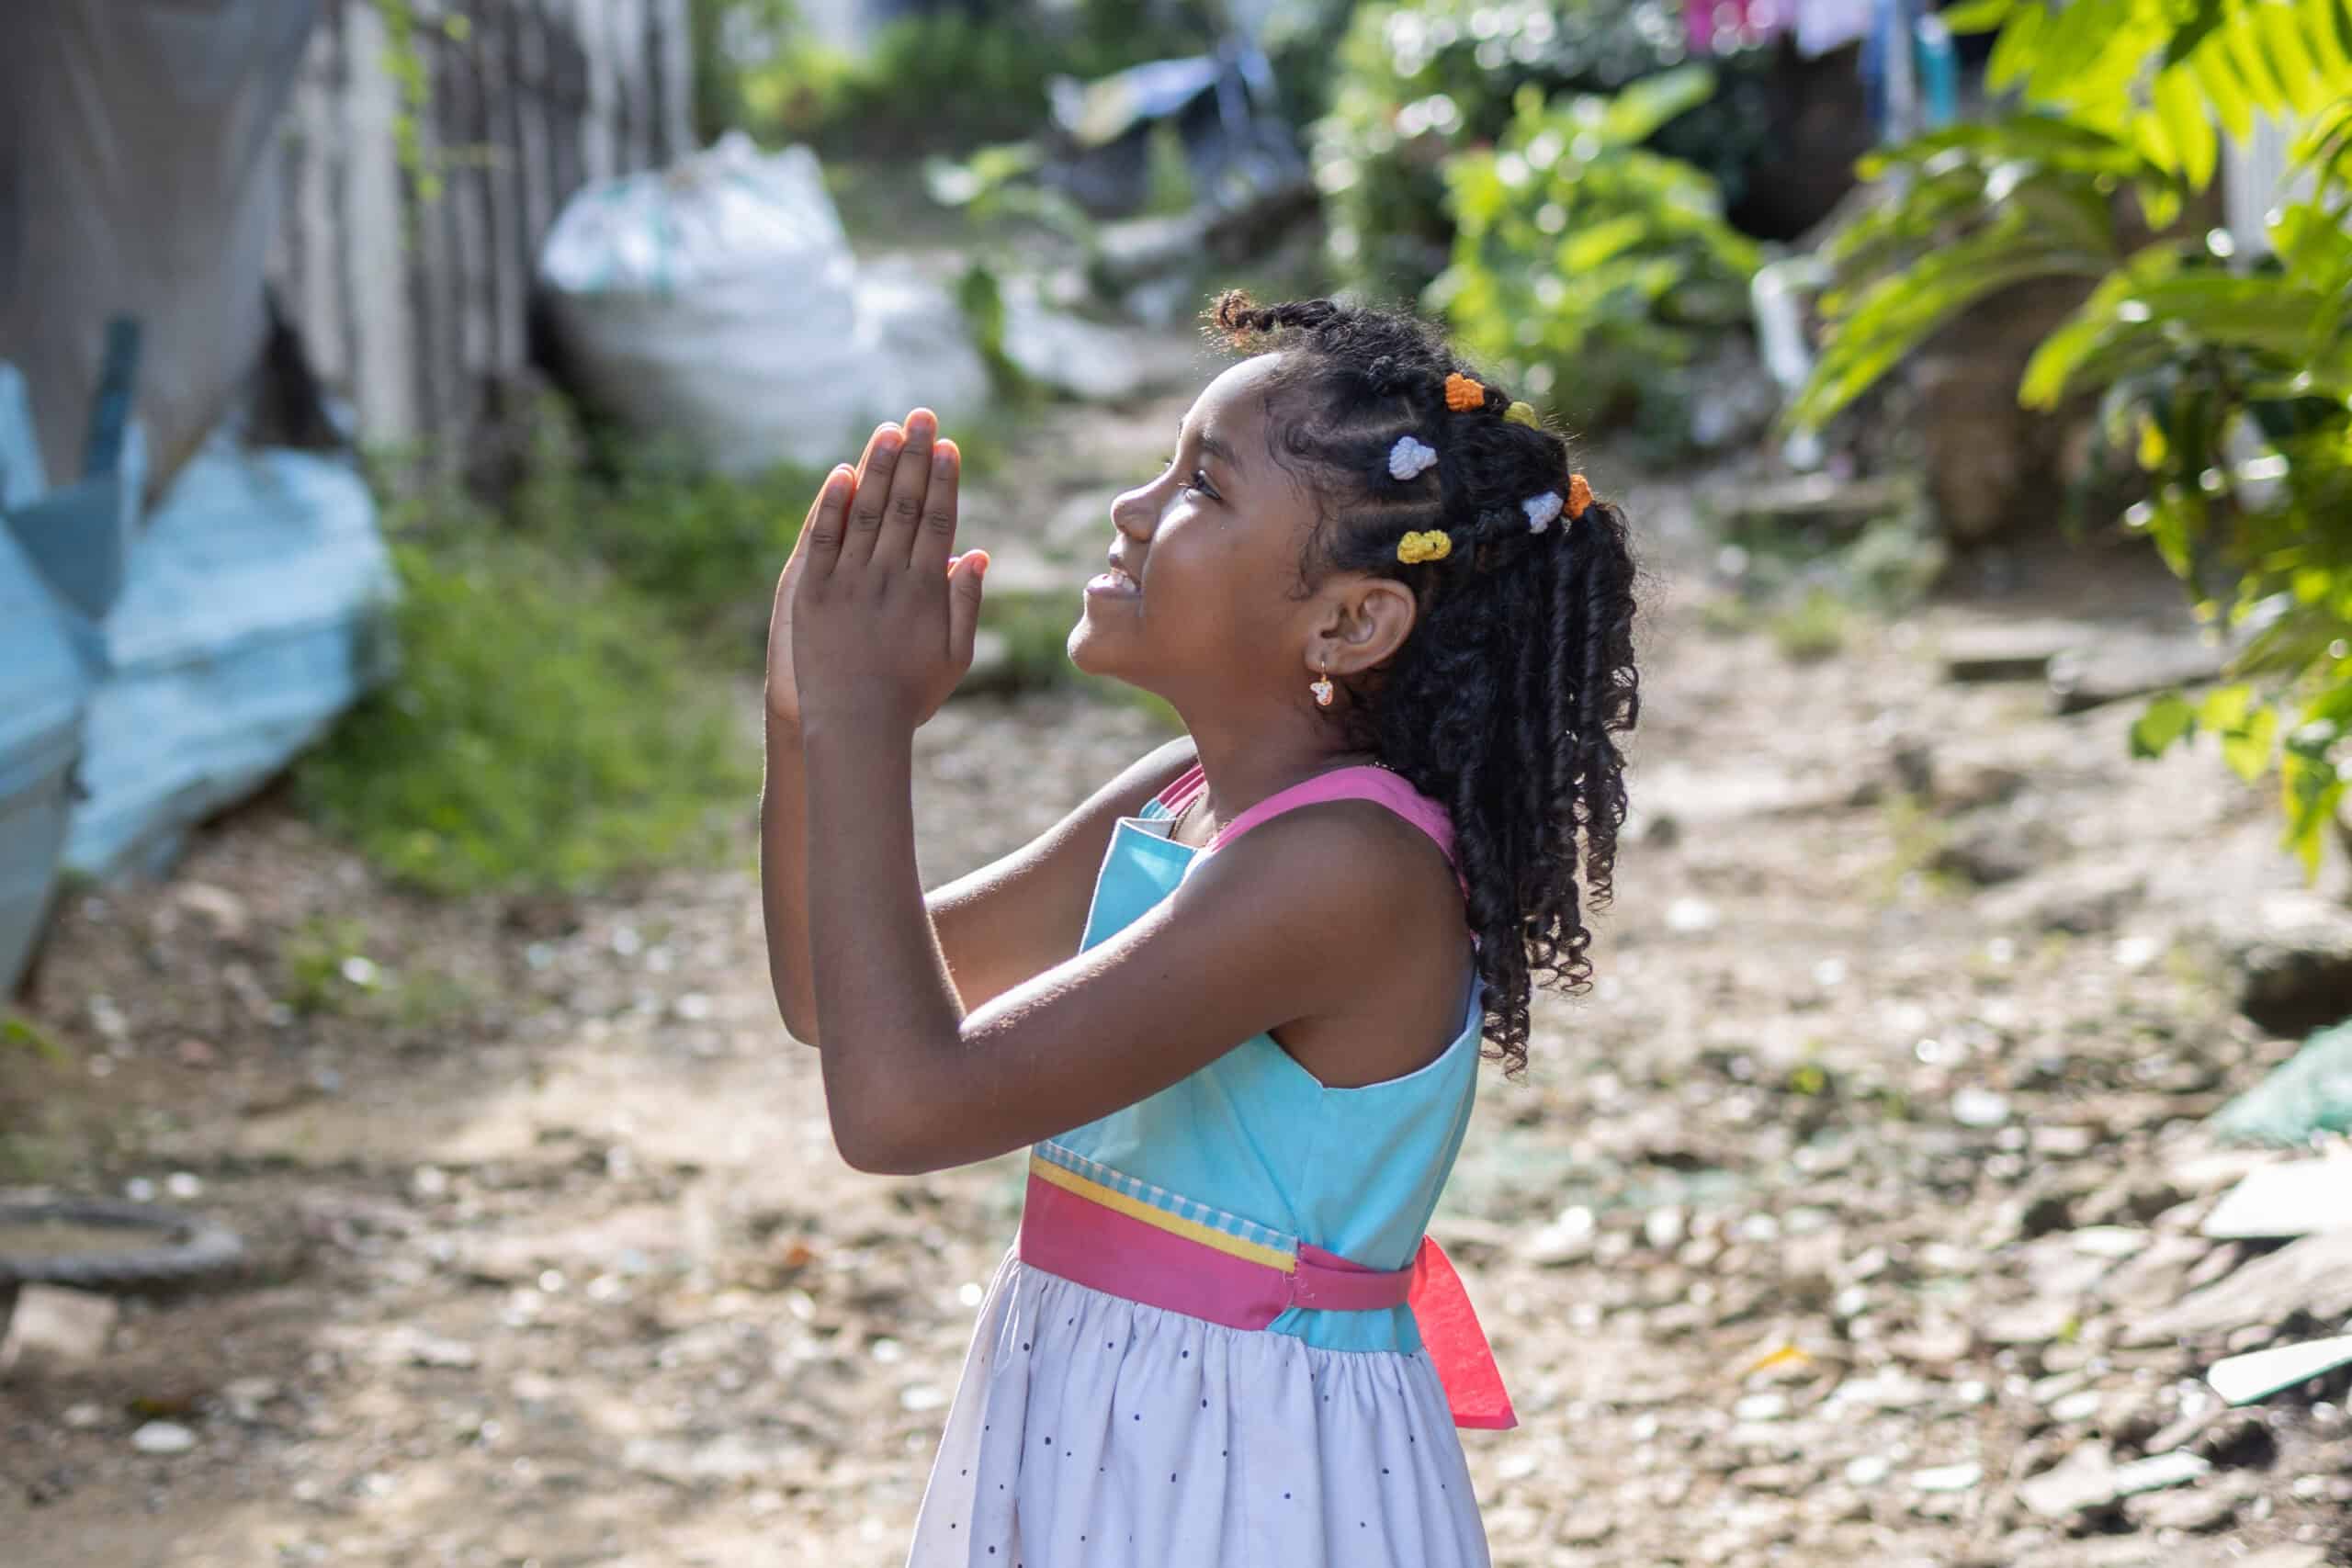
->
{"left": 1041, "top": 800, "right": 1485, "bottom": 1354}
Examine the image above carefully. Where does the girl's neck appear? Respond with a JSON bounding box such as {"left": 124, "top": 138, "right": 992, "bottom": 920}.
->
{"left": 1173, "top": 708, "right": 1378, "bottom": 844}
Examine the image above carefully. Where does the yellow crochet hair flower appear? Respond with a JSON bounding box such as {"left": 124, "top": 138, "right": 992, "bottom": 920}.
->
{"left": 1443, "top": 373, "right": 1486, "bottom": 412}
{"left": 1396, "top": 529, "right": 1453, "bottom": 565}
{"left": 1503, "top": 400, "right": 1540, "bottom": 429}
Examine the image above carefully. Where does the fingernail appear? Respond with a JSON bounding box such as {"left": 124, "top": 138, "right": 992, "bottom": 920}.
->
{"left": 934, "top": 446, "right": 954, "bottom": 475}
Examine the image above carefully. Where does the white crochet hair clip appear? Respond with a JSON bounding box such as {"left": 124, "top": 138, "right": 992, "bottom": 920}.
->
{"left": 1387, "top": 434, "right": 1439, "bottom": 481}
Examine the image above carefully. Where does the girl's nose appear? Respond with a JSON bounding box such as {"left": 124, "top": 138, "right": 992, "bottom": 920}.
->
{"left": 1111, "top": 484, "right": 1157, "bottom": 540}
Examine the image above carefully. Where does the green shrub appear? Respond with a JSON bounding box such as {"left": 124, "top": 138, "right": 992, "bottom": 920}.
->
{"left": 297, "top": 514, "right": 756, "bottom": 898}
{"left": 511, "top": 405, "right": 820, "bottom": 653}
{"left": 1312, "top": 0, "right": 1779, "bottom": 302}
{"left": 1790, "top": 0, "right": 2352, "bottom": 871}
{"left": 1429, "top": 68, "right": 1761, "bottom": 437}
{"left": 712, "top": 5, "right": 1200, "bottom": 156}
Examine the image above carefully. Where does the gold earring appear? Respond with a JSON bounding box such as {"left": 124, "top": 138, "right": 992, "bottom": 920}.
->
{"left": 1310, "top": 671, "right": 1335, "bottom": 708}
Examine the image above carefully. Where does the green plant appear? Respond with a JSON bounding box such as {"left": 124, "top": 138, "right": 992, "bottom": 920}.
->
{"left": 715, "top": 5, "right": 1201, "bottom": 156}
{"left": 1769, "top": 585, "right": 1851, "bottom": 662}
{"left": 1429, "top": 69, "right": 1762, "bottom": 438}
{"left": 1312, "top": 0, "right": 1781, "bottom": 301}
{"left": 3, "top": 1013, "right": 68, "bottom": 1066}
{"left": 297, "top": 507, "right": 756, "bottom": 898}
{"left": 279, "top": 917, "right": 382, "bottom": 1017}
{"left": 508, "top": 398, "right": 821, "bottom": 652}
{"left": 1790, "top": 0, "right": 2352, "bottom": 871}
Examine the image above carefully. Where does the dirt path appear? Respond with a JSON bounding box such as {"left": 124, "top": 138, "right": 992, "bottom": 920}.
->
{"left": 6, "top": 369, "right": 2350, "bottom": 1568}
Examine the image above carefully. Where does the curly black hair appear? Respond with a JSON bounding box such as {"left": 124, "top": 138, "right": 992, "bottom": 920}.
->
{"left": 1204, "top": 289, "right": 1641, "bottom": 1082}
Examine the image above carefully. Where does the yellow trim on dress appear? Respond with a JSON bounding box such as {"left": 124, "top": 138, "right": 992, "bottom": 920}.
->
{"left": 1029, "top": 1154, "right": 1297, "bottom": 1273}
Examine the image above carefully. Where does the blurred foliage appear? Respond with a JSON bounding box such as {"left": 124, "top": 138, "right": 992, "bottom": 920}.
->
{"left": 1792, "top": 0, "right": 2352, "bottom": 873}
{"left": 299, "top": 473, "right": 758, "bottom": 899}
{"left": 1311, "top": 0, "right": 1780, "bottom": 301}
{"left": 694, "top": 0, "right": 1204, "bottom": 155}
{"left": 506, "top": 393, "right": 822, "bottom": 652}
{"left": 1429, "top": 69, "right": 1760, "bottom": 436}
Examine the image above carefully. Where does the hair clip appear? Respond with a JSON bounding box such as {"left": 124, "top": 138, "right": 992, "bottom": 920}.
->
{"left": 1388, "top": 434, "right": 1439, "bottom": 481}
{"left": 1566, "top": 472, "right": 1594, "bottom": 519}
{"left": 1522, "top": 491, "right": 1564, "bottom": 534}
{"left": 1396, "top": 529, "right": 1453, "bottom": 564}
{"left": 1503, "top": 400, "right": 1540, "bottom": 429}
{"left": 1444, "top": 373, "right": 1486, "bottom": 412}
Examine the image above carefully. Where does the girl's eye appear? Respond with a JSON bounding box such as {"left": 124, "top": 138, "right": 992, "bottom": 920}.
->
{"left": 1157, "top": 453, "right": 1214, "bottom": 500}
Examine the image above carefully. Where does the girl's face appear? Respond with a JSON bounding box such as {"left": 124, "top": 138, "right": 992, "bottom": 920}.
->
{"left": 1068, "top": 355, "right": 1322, "bottom": 708}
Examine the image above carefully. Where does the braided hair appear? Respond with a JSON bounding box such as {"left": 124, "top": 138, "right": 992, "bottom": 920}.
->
{"left": 1204, "top": 289, "right": 1640, "bottom": 1082}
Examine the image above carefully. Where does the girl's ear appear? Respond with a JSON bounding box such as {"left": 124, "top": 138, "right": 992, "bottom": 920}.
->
{"left": 1313, "top": 576, "right": 1419, "bottom": 677}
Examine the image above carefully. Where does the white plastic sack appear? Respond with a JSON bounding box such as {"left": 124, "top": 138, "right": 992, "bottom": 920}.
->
{"left": 539, "top": 133, "right": 989, "bottom": 475}
{"left": 63, "top": 424, "right": 397, "bottom": 881}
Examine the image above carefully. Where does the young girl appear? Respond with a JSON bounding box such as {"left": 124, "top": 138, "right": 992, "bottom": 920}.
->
{"left": 761, "top": 291, "right": 1639, "bottom": 1567}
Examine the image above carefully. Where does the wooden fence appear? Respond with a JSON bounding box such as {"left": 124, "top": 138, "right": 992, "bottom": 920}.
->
{"left": 267, "top": 0, "right": 695, "bottom": 453}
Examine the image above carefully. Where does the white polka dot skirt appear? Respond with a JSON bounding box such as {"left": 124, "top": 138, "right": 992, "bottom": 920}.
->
{"left": 904, "top": 1243, "right": 1493, "bottom": 1567}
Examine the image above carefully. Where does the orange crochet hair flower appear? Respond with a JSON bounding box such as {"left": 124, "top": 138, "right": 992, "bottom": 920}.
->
{"left": 1443, "top": 373, "right": 1486, "bottom": 412}
{"left": 1566, "top": 472, "right": 1594, "bottom": 519}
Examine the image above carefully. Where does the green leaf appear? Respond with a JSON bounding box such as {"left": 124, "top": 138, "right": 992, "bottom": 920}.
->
{"left": 2222, "top": 704, "right": 2279, "bottom": 781}
{"left": 2166, "top": 0, "right": 2230, "bottom": 64}
{"left": 1988, "top": 1, "right": 2050, "bottom": 92}
{"left": 2190, "top": 39, "right": 2256, "bottom": 140}
{"left": 2258, "top": 2, "right": 2329, "bottom": 113}
{"left": 2199, "top": 682, "right": 2255, "bottom": 730}
{"left": 1600, "top": 65, "right": 1718, "bottom": 145}
{"left": 2153, "top": 64, "right": 2219, "bottom": 189}
{"left": 2306, "top": 0, "right": 2352, "bottom": 73}
{"left": 2222, "top": 7, "right": 2290, "bottom": 107}
{"left": 2132, "top": 691, "right": 2199, "bottom": 756}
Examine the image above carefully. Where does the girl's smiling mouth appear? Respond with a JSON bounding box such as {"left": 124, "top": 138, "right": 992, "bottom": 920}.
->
{"left": 1086, "top": 556, "right": 1142, "bottom": 598}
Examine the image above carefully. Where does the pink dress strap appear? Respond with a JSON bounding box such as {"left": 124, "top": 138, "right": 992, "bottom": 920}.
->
{"left": 1207, "top": 764, "right": 1455, "bottom": 866}
{"left": 1151, "top": 761, "right": 1207, "bottom": 814}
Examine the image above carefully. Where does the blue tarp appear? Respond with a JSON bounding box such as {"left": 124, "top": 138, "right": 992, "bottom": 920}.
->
{"left": 62, "top": 423, "right": 397, "bottom": 880}
{"left": 0, "top": 367, "right": 90, "bottom": 993}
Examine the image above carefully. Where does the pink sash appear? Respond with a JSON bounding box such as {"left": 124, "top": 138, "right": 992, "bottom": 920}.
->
{"left": 1017, "top": 1149, "right": 1518, "bottom": 1430}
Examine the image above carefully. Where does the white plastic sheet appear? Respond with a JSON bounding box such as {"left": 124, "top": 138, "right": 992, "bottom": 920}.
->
{"left": 539, "top": 133, "right": 990, "bottom": 475}
{"left": 0, "top": 0, "right": 323, "bottom": 492}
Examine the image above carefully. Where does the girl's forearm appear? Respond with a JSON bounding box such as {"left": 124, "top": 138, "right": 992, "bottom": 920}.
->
{"left": 800, "top": 720, "right": 965, "bottom": 1171}
{"left": 759, "top": 717, "right": 821, "bottom": 1043}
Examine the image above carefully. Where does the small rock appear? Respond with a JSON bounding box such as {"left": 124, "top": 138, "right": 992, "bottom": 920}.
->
{"left": 1523, "top": 1206, "right": 1597, "bottom": 1267}
{"left": 2019, "top": 1444, "right": 2122, "bottom": 1517}
{"left": 1932, "top": 817, "right": 2052, "bottom": 886}
{"left": 1942, "top": 621, "right": 2087, "bottom": 682}
{"left": 60, "top": 1401, "right": 107, "bottom": 1429}
{"left": 1845, "top": 1454, "right": 1893, "bottom": 1486}
{"left": 1910, "top": 1461, "right": 1984, "bottom": 1493}
{"left": 0, "top": 1284, "right": 119, "bottom": 1372}
{"left": 2050, "top": 1390, "right": 2106, "bottom": 1424}
{"left": 1730, "top": 1462, "right": 1812, "bottom": 1495}
{"left": 1665, "top": 897, "right": 1719, "bottom": 934}
{"left": 2110, "top": 1449, "right": 2212, "bottom": 1496}
{"left": 2049, "top": 635, "right": 2226, "bottom": 715}
{"left": 1952, "top": 1087, "right": 2012, "bottom": 1128}
{"left": 130, "top": 1420, "right": 197, "bottom": 1455}
{"left": 1733, "top": 1393, "right": 1790, "bottom": 1422}
{"left": 2123, "top": 1482, "right": 2240, "bottom": 1532}
{"left": 2130, "top": 1230, "right": 2352, "bottom": 1344}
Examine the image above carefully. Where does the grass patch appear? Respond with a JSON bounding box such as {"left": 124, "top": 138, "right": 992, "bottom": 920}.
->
{"left": 297, "top": 520, "right": 755, "bottom": 899}
{"left": 1769, "top": 587, "right": 1850, "bottom": 663}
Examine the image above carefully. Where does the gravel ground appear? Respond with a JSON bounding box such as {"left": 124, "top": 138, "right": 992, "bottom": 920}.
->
{"left": 4, "top": 372, "right": 2350, "bottom": 1568}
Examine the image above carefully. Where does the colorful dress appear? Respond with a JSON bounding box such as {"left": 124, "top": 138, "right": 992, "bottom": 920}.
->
{"left": 904, "top": 762, "right": 1512, "bottom": 1568}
